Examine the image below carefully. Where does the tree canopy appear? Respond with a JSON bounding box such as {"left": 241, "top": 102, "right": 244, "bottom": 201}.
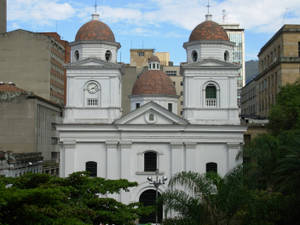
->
{"left": 0, "top": 172, "right": 151, "bottom": 225}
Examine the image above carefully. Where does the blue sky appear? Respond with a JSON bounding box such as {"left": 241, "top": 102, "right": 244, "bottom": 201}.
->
{"left": 6, "top": 0, "right": 300, "bottom": 65}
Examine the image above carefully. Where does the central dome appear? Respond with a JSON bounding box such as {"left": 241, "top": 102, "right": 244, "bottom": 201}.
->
{"left": 75, "top": 15, "right": 115, "bottom": 42}
{"left": 189, "top": 20, "right": 229, "bottom": 42}
{"left": 132, "top": 70, "right": 176, "bottom": 96}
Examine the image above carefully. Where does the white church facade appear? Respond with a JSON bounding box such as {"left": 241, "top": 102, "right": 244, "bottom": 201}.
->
{"left": 57, "top": 12, "right": 246, "bottom": 223}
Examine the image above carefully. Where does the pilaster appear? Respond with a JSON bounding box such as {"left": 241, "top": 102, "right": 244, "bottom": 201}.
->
{"left": 106, "top": 140, "right": 119, "bottom": 179}
{"left": 170, "top": 142, "right": 184, "bottom": 175}
{"left": 60, "top": 140, "right": 76, "bottom": 178}
{"left": 226, "top": 142, "right": 241, "bottom": 171}
{"left": 185, "top": 142, "right": 197, "bottom": 172}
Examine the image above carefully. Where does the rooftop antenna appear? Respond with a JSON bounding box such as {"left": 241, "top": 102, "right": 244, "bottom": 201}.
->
{"left": 205, "top": 0, "right": 212, "bottom": 21}
{"left": 222, "top": 9, "right": 227, "bottom": 23}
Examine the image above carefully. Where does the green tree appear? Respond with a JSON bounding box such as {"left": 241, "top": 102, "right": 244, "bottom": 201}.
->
{"left": 0, "top": 172, "right": 151, "bottom": 225}
{"left": 268, "top": 82, "right": 300, "bottom": 135}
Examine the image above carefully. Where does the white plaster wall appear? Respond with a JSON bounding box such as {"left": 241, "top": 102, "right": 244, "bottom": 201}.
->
{"left": 71, "top": 43, "right": 118, "bottom": 63}
{"left": 65, "top": 69, "right": 122, "bottom": 123}
{"left": 186, "top": 43, "right": 233, "bottom": 63}
{"left": 60, "top": 139, "right": 241, "bottom": 205}
{"left": 183, "top": 69, "right": 239, "bottom": 124}
{"left": 130, "top": 96, "right": 178, "bottom": 114}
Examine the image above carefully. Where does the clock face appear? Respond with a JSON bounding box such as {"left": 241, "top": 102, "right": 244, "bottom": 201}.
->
{"left": 87, "top": 83, "right": 98, "bottom": 94}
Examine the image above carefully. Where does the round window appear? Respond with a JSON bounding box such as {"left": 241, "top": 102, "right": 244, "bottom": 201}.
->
{"left": 74, "top": 50, "right": 79, "bottom": 61}
{"left": 105, "top": 50, "right": 112, "bottom": 62}
{"left": 192, "top": 50, "right": 198, "bottom": 62}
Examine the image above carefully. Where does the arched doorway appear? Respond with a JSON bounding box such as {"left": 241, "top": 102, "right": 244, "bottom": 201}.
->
{"left": 139, "top": 189, "right": 163, "bottom": 224}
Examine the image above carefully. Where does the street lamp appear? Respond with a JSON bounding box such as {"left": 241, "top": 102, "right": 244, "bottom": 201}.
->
{"left": 147, "top": 169, "right": 167, "bottom": 225}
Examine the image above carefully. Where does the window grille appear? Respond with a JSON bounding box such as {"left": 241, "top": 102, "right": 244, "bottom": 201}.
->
{"left": 87, "top": 98, "right": 98, "bottom": 106}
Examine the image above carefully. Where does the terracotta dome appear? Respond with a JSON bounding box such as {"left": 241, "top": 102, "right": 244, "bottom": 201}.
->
{"left": 132, "top": 70, "right": 176, "bottom": 96}
{"left": 148, "top": 55, "right": 160, "bottom": 62}
{"left": 75, "top": 19, "right": 115, "bottom": 42}
{"left": 189, "top": 20, "right": 229, "bottom": 42}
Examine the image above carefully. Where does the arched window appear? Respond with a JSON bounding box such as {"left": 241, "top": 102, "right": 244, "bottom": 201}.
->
{"left": 205, "top": 84, "right": 217, "bottom": 107}
{"left": 105, "top": 50, "right": 112, "bottom": 62}
{"left": 139, "top": 190, "right": 162, "bottom": 223}
{"left": 206, "top": 162, "right": 217, "bottom": 173}
{"left": 144, "top": 151, "right": 157, "bottom": 172}
{"left": 74, "top": 50, "right": 79, "bottom": 61}
{"left": 86, "top": 161, "right": 97, "bottom": 177}
{"left": 192, "top": 50, "right": 198, "bottom": 62}
{"left": 224, "top": 50, "right": 229, "bottom": 61}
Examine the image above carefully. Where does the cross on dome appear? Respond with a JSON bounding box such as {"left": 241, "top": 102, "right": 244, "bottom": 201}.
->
{"left": 206, "top": 0, "right": 210, "bottom": 14}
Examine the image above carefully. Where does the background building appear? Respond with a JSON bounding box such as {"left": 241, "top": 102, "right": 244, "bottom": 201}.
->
{"left": 0, "top": 0, "right": 6, "bottom": 33}
{"left": 0, "top": 83, "right": 62, "bottom": 168}
{"left": 241, "top": 24, "right": 300, "bottom": 119}
{"left": 130, "top": 49, "right": 154, "bottom": 68}
{"left": 0, "top": 152, "right": 43, "bottom": 177}
{"left": 0, "top": 30, "right": 69, "bottom": 105}
{"left": 240, "top": 79, "right": 257, "bottom": 117}
{"left": 221, "top": 24, "right": 245, "bottom": 106}
{"left": 122, "top": 65, "right": 140, "bottom": 115}
{"left": 156, "top": 52, "right": 170, "bottom": 66}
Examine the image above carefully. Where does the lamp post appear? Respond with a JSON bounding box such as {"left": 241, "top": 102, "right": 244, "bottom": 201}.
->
{"left": 147, "top": 169, "right": 167, "bottom": 225}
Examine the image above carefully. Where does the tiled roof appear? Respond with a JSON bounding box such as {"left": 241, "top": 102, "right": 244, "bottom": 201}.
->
{"left": 75, "top": 20, "right": 115, "bottom": 42}
{"left": 132, "top": 70, "right": 176, "bottom": 96}
{"left": 0, "top": 83, "right": 27, "bottom": 93}
{"left": 189, "top": 20, "right": 229, "bottom": 42}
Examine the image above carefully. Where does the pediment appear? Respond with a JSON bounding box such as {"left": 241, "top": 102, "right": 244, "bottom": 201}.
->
{"left": 114, "top": 102, "right": 189, "bottom": 125}
{"left": 182, "top": 59, "right": 240, "bottom": 69}
{"left": 66, "top": 58, "right": 122, "bottom": 69}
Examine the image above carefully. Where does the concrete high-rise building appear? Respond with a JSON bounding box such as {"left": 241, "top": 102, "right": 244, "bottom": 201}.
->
{"left": 0, "top": 83, "right": 62, "bottom": 164}
{"left": 241, "top": 24, "right": 300, "bottom": 118}
{"left": 0, "top": 30, "right": 70, "bottom": 105}
{"left": 0, "top": 0, "right": 6, "bottom": 33}
{"left": 221, "top": 24, "right": 245, "bottom": 106}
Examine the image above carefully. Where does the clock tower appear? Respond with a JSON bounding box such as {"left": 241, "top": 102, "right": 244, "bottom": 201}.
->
{"left": 64, "top": 13, "right": 123, "bottom": 124}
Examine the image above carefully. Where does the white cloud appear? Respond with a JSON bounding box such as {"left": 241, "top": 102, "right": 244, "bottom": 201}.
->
{"left": 6, "top": 0, "right": 300, "bottom": 34}
{"left": 8, "top": 0, "right": 75, "bottom": 26}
